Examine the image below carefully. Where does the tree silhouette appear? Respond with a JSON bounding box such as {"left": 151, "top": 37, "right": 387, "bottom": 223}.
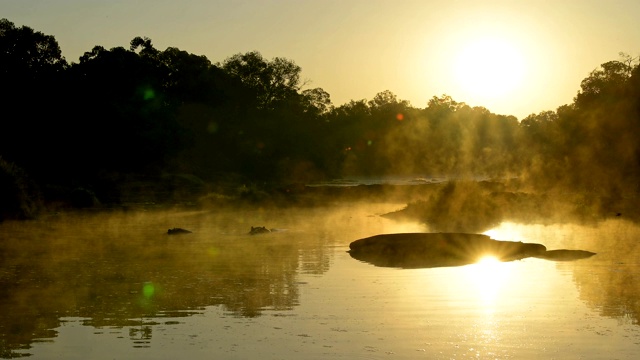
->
{"left": 221, "top": 51, "right": 302, "bottom": 110}
{"left": 0, "top": 19, "right": 68, "bottom": 182}
{"left": 2, "top": 17, "right": 640, "bottom": 210}
{"left": 520, "top": 55, "right": 640, "bottom": 200}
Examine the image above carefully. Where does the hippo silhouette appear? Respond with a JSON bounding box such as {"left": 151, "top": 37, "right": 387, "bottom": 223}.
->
{"left": 249, "top": 226, "right": 272, "bottom": 235}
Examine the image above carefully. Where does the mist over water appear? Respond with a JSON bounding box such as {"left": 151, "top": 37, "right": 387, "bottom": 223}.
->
{"left": 0, "top": 201, "right": 420, "bottom": 352}
{"left": 1, "top": 18, "right": 640, "bottom": 359}
{"left": 1, "top": 198, "right": 640, "bottom": 358}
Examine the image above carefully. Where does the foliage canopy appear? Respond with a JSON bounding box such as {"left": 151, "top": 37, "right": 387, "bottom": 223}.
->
{"left": 1, "top": 18, "right": 639, "bottom": 213}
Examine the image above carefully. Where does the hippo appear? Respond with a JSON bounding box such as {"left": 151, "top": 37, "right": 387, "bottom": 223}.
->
{"left": 249, "top": 226, "right": 272, "bottom": 235}
{"left": 168, "top": 228, "right": 192, "bottom": 235}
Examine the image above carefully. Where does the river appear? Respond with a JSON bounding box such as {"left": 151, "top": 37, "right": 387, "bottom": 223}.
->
{"left": 0, "top": 200, "right": 639, "bottom": 359}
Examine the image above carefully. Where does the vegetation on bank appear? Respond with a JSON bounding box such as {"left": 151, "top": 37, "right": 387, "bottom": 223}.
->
{"left": 1, "top": 18, "right": 639, "bottom": 223}
{"left": 0, "top": 157, "right": 42, "bottom": 219}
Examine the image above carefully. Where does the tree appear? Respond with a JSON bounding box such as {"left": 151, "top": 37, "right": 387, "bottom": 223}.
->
{"left": 159, "top": 47, "right": 214, "bottom": 101}
{"left": 64, "top": 40, "right": 181, "bottom": 178}
{"left": 301, "top": 87, "right": 333, "bottom": 115}
{"left": 130, "top": 36, "right": 160, "bottom": 59}
{"left": 574, "top": 58, "right": 636, "bottom": 108}
{"left": 518, "top": 55, "right": 640, "bottom": 195}
{"left": 221, "top": 51, "right": 302, "bottom": 110}
{"left": 0, "top": 18, "right": 67, "bottom": 79}
{"left": 368, "top": 90, "right": 407, "bottom": 109}
{"left": 0, "top": 19, "right": 68, "bottom": 175}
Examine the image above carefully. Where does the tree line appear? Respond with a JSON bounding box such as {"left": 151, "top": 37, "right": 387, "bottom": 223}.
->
{"left": 1, "top": 18, "right": 639, "bottom": 216}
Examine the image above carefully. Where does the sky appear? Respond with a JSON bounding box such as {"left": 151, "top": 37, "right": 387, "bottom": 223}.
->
{"left": 2, "top": 0, "right": 639, "bottom": 119}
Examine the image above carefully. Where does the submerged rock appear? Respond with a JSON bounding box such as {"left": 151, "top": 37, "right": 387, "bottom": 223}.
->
{"left": 167, "top": 228, "right": 192, "bottom": 235}
{"left": 349, "top": 232, "right": 596, "bottom": 268}
{"left": 348, "top": 233, "right": 547, "bottom": 268}
{"left": 534, "top": 249, "right": 597, "bottom": 261}
{"left": 348, "top": 232, "right": 547, "bottom": 268}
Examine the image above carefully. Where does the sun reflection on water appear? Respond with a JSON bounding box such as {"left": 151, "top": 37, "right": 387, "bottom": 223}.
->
{"left": 467, "top": 255, "right": 511, "bottom": 307}
{"left": 475, "top": 222, "right": 526, "bottom": 307}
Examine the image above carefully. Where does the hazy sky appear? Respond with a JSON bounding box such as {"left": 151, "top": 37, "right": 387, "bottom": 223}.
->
{"left": 2, "top": 0, "right": 639, "bottom": 119}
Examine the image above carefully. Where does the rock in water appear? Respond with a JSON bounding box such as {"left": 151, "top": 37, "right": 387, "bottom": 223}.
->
{"left": 348, "top": 232, "right": 547, "bottom": 268}
{"left": 168, "top": 228, "right": 192, "bottom": 235}
{"left": 534, "top": 249, "right": 596, "bottom": 261}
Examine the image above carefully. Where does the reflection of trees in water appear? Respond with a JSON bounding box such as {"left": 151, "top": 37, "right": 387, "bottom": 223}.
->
{"left": 574, "top": 264, "right": 640, "bottom": 325}
{"left": 299, "top": 233, "right": 332, "bottom": 275}
{"left": 207, "top": 240, "right": 300, "bottom": 317}
{"left": 568, "top": 221, "right": 640, "bottom": 326}
{"left": 129, "top": 322, "right": 153, "bottom": 348}
{"left": 0, "top": 209, "right": 332, "bottom": 356}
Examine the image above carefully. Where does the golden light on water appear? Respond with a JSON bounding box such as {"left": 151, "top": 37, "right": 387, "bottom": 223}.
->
{"left": 473, "top": 224, "right": 522, "bottom": 306}
{"left": 467, "top": 255, "right": 510, "bottom": 305}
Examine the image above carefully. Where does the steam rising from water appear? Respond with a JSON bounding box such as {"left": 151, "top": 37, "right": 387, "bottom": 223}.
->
{"left": 1, "top": 199, "right": 640, "bottom": 358}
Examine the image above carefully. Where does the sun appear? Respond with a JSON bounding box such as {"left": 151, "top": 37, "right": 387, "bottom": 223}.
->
{"left": 453, "top": 37, "right": 526, "bottom": 101}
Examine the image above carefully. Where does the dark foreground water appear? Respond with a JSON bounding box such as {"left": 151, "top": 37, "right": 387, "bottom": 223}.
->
{"left": 1, "top": 201, "right": 639, "bottom": 359}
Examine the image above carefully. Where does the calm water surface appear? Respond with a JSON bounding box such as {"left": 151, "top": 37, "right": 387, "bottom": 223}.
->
{"left": 1, "top": 201, "right": 639, "bottom": 359}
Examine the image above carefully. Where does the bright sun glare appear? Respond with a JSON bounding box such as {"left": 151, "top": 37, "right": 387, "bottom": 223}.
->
{"left": 468, "top": 255, "right": 509, "bottom": 304}
{"left": 477, "top": 254, "right": 501, "bottom": 266}
{"left": 454, "top": 37, "right": 526, "bottom": 101}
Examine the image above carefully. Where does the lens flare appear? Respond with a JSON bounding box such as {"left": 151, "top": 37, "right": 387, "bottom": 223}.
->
{"left": 143, "top": 282, "right": 155, "bottom": 299}
{"left": 143, "top": 88, "right": 155, "bottom": 100}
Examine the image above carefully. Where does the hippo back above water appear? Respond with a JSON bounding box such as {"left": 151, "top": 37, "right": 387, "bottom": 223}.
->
{"left": 250, "top": 226, "right": 271, "bottom": 235}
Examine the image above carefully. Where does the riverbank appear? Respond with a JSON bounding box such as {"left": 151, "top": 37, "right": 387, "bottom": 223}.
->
{"left": 3, "top": 167, "right": 639, "bottom": 232}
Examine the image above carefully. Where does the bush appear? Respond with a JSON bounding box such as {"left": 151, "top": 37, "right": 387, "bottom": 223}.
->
{"left": 0, "top": 157, "right": 42, "bottom": 220}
